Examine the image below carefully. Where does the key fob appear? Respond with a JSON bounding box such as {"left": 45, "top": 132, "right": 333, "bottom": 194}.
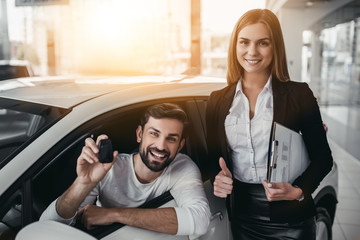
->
{"left": 98, "top": 139, "right": 113, "bottom": 163}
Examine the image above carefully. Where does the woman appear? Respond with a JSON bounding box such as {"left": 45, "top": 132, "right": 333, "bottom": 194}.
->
{"left": 206, "top": 9, "right": 333, "bottom": 239}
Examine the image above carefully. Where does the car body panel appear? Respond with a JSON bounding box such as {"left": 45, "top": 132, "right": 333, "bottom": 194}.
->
{"left": 313, "top": 162, "right": 338, "bottom": 201}
{"left": 16, "top": 183, "right": 230, "bottom": 240}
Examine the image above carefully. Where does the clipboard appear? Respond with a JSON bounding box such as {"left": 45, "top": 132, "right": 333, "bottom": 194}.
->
{"left": 267, "top": 122, "right": 310, "bottom": 183}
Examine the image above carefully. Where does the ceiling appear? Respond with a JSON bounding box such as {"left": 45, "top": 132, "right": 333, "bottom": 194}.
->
{"left": 282, "top": 0, "right": 333, "bottom": 9}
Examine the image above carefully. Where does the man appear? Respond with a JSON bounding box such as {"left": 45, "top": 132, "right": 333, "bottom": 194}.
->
{"left": 40, "top": 103, "right": 210, "bottom": 236}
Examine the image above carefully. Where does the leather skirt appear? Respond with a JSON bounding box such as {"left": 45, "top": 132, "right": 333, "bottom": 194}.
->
{"left": 231, "top": 179, "right": 316, "bottom": 240}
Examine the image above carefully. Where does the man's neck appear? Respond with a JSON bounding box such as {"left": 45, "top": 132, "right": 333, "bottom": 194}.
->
{"left": 133, "top": 153, "right": 163, "bottom": 184}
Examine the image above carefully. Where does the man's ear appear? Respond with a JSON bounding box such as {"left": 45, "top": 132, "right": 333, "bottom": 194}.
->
{"left": 136, "top": 125, "right": 142, "bottom": 143}
{"left": 177, "top": 138, "right": 185, "bottom": 153}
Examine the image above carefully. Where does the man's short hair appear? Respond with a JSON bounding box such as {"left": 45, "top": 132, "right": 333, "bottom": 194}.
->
{"left": 140, "top": 103, "right": 188, "bottom": 139}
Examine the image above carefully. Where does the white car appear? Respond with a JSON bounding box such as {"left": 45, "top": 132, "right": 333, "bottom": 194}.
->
{"left": 0, "top": 75, "right": 338, "bottom": 240}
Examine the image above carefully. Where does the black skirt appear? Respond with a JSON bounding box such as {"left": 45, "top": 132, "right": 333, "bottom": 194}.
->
{"left": 231, "top": 179, "right": 316, "bottom": 240}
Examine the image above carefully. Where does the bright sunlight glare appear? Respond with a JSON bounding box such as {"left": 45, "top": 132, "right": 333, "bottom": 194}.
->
{"left": 7, "top": 0, "right": 265, "bottom": 75}
{"left": 74, "top": 0, "right": 175, "bottom": 74}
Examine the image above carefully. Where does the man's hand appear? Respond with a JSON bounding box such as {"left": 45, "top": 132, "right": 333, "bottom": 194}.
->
{"left": 262, "top": 180, "right": 303, "bottom": 201}
{"left": 77, "top": 135, "right": 118, "bottom": 185}
{"left": 56, "top": 135, "right": 118, "bottom": 219}
{"left": 213, "top": 157, "right": 233, "bottom": 198}
{"left": 79, "top": 205, "right": 115, "bottom": 230}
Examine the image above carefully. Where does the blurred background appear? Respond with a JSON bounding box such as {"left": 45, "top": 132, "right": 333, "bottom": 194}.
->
{"left": 1, "top": 0, "right": 359, "bottom": 105}
{"left": 1, "top": 0, "right": 360, "bottom": 239}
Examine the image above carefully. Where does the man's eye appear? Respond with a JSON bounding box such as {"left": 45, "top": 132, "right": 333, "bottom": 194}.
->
{"left": 150, "top": 132, "right": 158, "bottom": 137}
{"left": 167, "top": 137, "right": 177, "bottom": 143}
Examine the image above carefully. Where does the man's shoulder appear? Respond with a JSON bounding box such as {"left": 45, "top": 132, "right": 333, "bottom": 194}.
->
{"left": 170, "top": 153, "right": 199, "bottom": 171}
{"left": 173, "top": 153, "right": 193, "bottom": 162}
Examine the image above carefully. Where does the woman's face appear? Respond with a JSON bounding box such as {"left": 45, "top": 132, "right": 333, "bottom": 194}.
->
{"left": 236, "top": 23, "right": 273, "bottom": 77}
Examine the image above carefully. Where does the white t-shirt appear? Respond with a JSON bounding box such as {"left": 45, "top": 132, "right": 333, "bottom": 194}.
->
{"left": 40, "top": 153, "right": 210, "bottom": 236}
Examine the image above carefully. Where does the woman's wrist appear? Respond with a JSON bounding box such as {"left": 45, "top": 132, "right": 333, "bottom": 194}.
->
{"left": 294, "top": 185, "right": 304, "bottom": 201}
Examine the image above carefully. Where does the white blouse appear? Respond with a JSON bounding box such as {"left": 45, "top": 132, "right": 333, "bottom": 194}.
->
{"left": 225, "top": 76, "right": 273, "bottom": 183}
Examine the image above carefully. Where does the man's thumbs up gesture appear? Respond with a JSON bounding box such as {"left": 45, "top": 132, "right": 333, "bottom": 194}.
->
{"left": 213, "top": 157, "right": 233, "bottom": 198}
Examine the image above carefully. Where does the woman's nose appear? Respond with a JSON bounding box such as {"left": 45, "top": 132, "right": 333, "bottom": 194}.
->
{"left": 247, "top": 43, "right": 257, "bottom": 56}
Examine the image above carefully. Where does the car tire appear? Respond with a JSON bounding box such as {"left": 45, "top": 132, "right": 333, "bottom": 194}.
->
{"left": 315, "top": 207, "right": 332, "bottom": 240}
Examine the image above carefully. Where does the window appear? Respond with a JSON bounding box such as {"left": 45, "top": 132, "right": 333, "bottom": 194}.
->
{"left": 0, "top": 98, "right": 70, "bottom": 169}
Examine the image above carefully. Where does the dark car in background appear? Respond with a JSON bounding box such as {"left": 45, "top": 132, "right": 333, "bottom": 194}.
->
{"left": 0, "top": 60, "right": 34, "bottom": 81}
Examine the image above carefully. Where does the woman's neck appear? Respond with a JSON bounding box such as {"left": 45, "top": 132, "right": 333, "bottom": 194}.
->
{"left": 242, "top": 72, "right": 270, "bottom": 90}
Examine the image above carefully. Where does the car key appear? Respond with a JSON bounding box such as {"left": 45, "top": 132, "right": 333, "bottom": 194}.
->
{"left": 98, "top": 139, "right": 113, "bottom": 163}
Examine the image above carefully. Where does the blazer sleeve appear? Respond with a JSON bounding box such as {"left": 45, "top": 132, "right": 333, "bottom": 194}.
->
{"left": 292, "top": 83, "right": 333, "bottom": 197}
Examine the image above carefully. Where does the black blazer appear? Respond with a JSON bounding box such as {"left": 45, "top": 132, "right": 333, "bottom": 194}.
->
{"left": 205, "top": 77, "right": 333, "bottom": 223}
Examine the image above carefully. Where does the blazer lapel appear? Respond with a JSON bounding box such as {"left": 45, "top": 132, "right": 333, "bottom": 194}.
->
{"left": 272, "top": 77, "right": 288, "bottom": 126}
{"left": 218, "top": 84, "right": 237, "bottom": 171}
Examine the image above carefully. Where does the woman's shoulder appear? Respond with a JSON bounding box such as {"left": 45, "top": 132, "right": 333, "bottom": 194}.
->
{"left": 210, "top": 84, "right": 231, "bottom": 95}
{"left": 209, "top": 83, "right": 236, "bottom": 100}
{"left": 276, "top": 79, "right": 309, "bottom": 87}
{"left": 276, "top": 79, "right": 312, "bottom": 95}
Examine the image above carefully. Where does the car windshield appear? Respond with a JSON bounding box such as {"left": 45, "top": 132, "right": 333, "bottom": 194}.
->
{"left": 0, "top": 98, "right": 70, "bottom": 168}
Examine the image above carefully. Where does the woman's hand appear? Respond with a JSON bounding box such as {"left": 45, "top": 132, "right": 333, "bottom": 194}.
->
{"left": 262, "top": 180, "right": 303, "bottom": 201}
{"left": 213, "top": 157, "right": 233, "bottom": 198}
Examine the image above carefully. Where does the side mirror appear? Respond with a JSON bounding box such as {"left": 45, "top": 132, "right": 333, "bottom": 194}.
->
{"left": 16, "top": 220, "right": 96, "bottom": 240}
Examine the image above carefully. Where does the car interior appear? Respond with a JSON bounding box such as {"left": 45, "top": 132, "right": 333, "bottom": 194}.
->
{"left": 0, "top": 98, "right": 209, "bottom": 239}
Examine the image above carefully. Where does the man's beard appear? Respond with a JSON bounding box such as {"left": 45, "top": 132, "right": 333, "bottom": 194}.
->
{"left": 139, "top": 144, "right": 176, "bottom": 172}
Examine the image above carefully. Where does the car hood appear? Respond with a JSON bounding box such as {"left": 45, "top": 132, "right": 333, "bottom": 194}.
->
{"left": 0, "top": 75, "right": 186, "bottom": 109}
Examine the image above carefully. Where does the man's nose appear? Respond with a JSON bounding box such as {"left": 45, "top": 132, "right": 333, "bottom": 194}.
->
{"left": 155, "top": 137, "right": 167, "bottom": 151}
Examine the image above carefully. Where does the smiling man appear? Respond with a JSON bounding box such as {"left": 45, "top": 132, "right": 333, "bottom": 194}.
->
{"left": 40, "top": 103, "right": 210, "bottom": 236}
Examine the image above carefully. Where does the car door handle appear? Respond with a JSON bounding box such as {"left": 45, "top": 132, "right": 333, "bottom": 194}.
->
{"left": 211, "top": 211, "right": 223, "bottom": 221}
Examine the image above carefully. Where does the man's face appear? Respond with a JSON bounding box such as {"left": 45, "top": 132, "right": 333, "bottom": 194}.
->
{"left": 136, "top": 117, "right": 185, "bottom": 172}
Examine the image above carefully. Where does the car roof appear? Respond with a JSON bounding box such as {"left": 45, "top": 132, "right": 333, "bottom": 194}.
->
{"left": 0, "top": 75, "right": 227, "bottom": 109}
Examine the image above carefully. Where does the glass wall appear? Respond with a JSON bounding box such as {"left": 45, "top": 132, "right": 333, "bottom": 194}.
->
{"left": 320, "top": 18, "right": 360, "bottom": 106}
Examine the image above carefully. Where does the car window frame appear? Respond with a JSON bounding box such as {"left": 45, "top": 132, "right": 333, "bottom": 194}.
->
{"left": 0, "top": 98, "right": 71, "bottom": 169}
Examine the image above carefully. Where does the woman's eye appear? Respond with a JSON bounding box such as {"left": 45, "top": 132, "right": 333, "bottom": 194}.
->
{"left": 259, "top": 41, "right": 269, "bottom": 46}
